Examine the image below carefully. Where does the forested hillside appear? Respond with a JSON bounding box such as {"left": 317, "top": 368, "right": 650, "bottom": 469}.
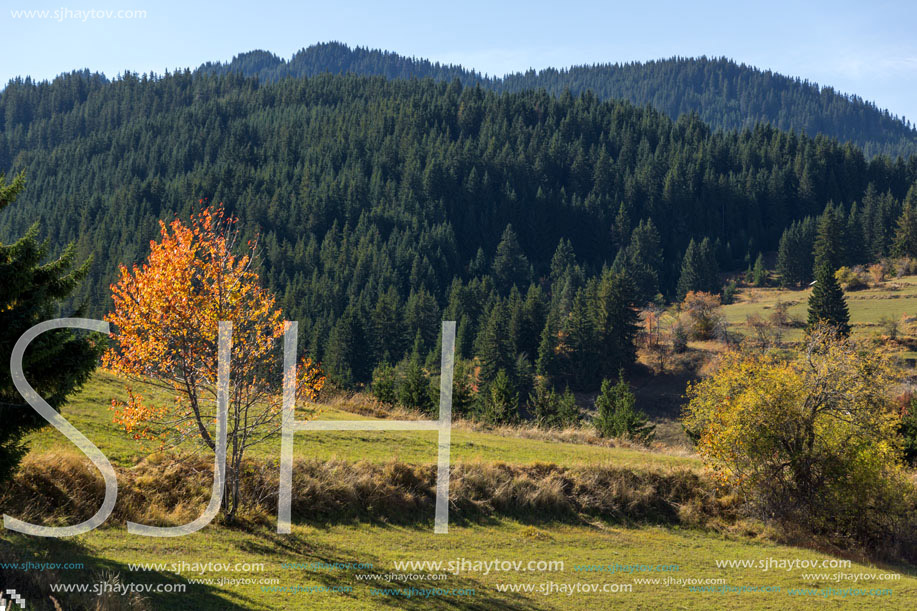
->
{"left": 1, "top": 70, "right": 916, "bottom": 395}
{"left": 198, "top": 42, "right": 917, "bottom": 158}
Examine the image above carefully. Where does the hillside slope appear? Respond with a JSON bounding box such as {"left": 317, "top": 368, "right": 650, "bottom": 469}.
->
{"left": 197, "top": 42, "right": 917, "bottom": 158}
{"left": 1, "top": 71, "right": 915, "bottom": 391}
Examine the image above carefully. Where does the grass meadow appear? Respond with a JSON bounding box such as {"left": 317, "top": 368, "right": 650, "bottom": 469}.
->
{"left": 4, "top": 364, "right": 917, "bottom": 609}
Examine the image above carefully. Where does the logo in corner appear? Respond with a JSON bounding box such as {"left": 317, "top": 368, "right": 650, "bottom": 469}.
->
{"left": 0, "top": 589, "right": 26, "bottom": 611}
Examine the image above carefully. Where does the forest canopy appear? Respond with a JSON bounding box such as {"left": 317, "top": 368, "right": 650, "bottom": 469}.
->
{"left": 1, "top": 69, "right": 916, "bottom": 390}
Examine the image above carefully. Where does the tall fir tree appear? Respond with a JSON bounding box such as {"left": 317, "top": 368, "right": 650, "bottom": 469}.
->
{"left": 808, "top": 202, "right": 850, "bottom": 335}
{"left": 324, "top": 307, "right": 370, "bottom": 386}
{"left": 807, "top": 260, "right": 851, "bottom": 336}
{"left": 593, "top": 373, "right": 655, "bottom": 443}
{"left": 0, "top": 173, "right": 100, "bottom": 484}
{"left": 549, "top": 238, "right": 577, "bottom": 288}
{"left": 676, "top": 238, "right": 718, "bottom": 299}
{"left": 565, "top": 290, "right": 600, "bottom": 389}
{"left": 751, "top": 252, "right": 767, "bottom": 286}
{"left": 813, "top": 203, "right": 846, "bottom": 271}
{"left": 618, "top": 218, "right": 663, "bottom": 303}
{"left": 479, "top": 369, "right": 518, "bottom": 424}
{"left": 893, "top": 185, "right": 917, "bottom": 258}
{"left": 595, "top": 269, "right": 639, "bottom": 375}
{"left": 492, "top": 224, "right": 530, "bottom": 294}
{"left": 535, "top": 309, "right": 564, "bottom": 382}
{"left": 475, "top": 299, "right": 514, "bottom": 383}
{"left": 776, "top": 217, "right": 816, "bottom": 286}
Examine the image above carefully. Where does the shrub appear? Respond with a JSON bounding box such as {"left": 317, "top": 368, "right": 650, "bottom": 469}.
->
{"left": 451, "top": 359, "right": 478, "bottom": 418}
{"left": 530, "top": 379, "right": 579, "bottom": 429}
{"left": 868, "top": 262, "right": 885, "bottom": 285}
{"left": 396, "top": 358, "right": 433, "bottom": 412}
{"left": 671, "top": 321, "right": 688, "bottom": 353}
{"left": 684, "top": 325, "right": 911, "bottom": 554}
{"left": 878, "top": 315, "right": 900, "bottom": 340}
{"left": 752, "top": 253, "right": 767, "bottom": 286}
{"left": 370, "top": 362, "right": 398, "bottom": 405}
{"left": 834, "top": 266, "right": 866, "bottom": 291}
{"left": 745, "top": 314, "right": 782, "bottom": 352}
{"left": 769, "top": 300, "right": 792, "bottom": 327}
{"left": 720, "top": 280, "right": 738, "bottom": 305}
{"left": 681, "top": 291, "right": 724, "bottom": 340}
{"left": 479, "top": 369, "right": 518, "bottom": 425}
{"left": 593, "top": 373, "right": 655, "bottom": 443}
{"left": 895, "top": 257, "right": 917, "bottom": 277}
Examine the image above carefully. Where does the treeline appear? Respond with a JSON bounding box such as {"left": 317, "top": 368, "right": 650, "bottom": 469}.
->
{"left": 197, "top": 42, "right": 917, "bottom": 158}
{"left": 1, "top": 71, "right": 916, "bottom": 395}
{"left": 776, "top": 183, "right": 917, "bottom": 286}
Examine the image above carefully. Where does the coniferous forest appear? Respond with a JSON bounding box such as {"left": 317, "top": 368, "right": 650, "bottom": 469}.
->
{"left": 7, "top": 16, "right": 917, "bottom": 605}
{"left": 1, "top": 65, "right": 916, "bottom": 403}
{"left": 197, "top": 42, "right": 917, "bottom": 158}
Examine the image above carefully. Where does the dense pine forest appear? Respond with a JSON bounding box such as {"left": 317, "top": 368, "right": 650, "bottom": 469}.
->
{"left": 197, "top": 42, "right": 917, "bottom": 158}
{"left": 1, "top": 68, "right": 917, "bottom": 407}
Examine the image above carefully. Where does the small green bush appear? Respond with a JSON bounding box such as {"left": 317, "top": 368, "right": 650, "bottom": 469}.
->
{"left": 593, "top": 373, "right": 655, "bottom": 443}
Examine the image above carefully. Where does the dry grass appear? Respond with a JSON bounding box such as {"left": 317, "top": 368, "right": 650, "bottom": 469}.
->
{"left": 1, "top": 452, "right": 730, "bottom": 531}
{"left": 320, "top": 392, "right": 428, "bottom": 420}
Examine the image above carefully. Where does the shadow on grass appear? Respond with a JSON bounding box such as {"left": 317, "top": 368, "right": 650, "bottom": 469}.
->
{"left": 223, "top": 524, "right": 545, "bottom": 610}
{"left": 0, "top": 535, "right": 251, "bottom": 610}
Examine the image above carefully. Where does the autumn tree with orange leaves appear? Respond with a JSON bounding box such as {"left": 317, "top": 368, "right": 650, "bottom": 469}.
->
{"left": 103, "top": 206, "right": 324, "bottom": 520}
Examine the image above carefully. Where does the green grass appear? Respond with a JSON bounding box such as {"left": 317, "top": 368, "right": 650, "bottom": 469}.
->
{"left": 24, "top": 372, "right": 698, "bottom": 471}
{"left": 17, "top": 342, "right": 917, "bottom": 610}
{"left": 722, "top": 275, "right": 917, "bottom": 343}
{"left": 5, "top": 519, "right": 915, "bottom": 610}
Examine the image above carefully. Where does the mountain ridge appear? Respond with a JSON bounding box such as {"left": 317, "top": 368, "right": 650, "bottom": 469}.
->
{"left": 195, "top": 41, "right": 917, "bottom": 159}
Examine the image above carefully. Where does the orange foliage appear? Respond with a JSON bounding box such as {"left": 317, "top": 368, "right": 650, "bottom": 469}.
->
{"left": 103, "top": 205, "right": 323, "bottom": 448}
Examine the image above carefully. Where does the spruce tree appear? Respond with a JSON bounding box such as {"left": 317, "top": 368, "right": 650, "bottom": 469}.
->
{"left": 676, "top": 239, "right": 703, "bottom": 300}
{"left": 529, "top": 377, "right": 559, "bottom": 429}
{"left": 492, "top": 224, "right": 530, "bottom": 293}
{"left": 611, "top": 202, "right": 631, "bottom": 250}
{"left": 808, "top": 203, "right": 850, "bottom": 336}
{"left": 813, "top": 203, "right": 845, "bottom": 271}
{"left": 892, "top": 195, "right": 917, "bottom": 258}
{"left": 807, "top": 259, "right": 851, "bottom": 336}
{"left": 675, "top": 237, "right": 718, "bottom": 297}
{"left": 752, "top": 253, "right": 767, "bottom": 286}
{"left": 480, "top": 369, "right": 518, "bottom": 425}
{"left": 845, "top": 203, "right": 865, "bottom": 266}
{"left": 699, "top": 237, "right": 719, "bottom": 291}
{"left": 535, "top": 309, "right": 563, "bottom": 381}
{"left": 370, "top": 361, "right": 398, "bottom": 405}
{"left": 549, "top": 238, "right": 576, "bottom": 288}
{"left": 776, "top": 217, "right": 817, "bottom": 286}
{"left": 555, "top": 387, "right": 580, "bottom": 428}
{"left": 593, "top": 373, "right": 655, "bottom": 443}
{"left": 595, "top": 269, "right": 639, "bottom": 374}
{"left": 397, "top": 355, "right": 434, "bottom": 412}
{"left": 370, "top": 287, "right": 405, "bottom": 363}
{"left": 475, "top": 299, "right": 514, "bottom": 383}
{"left": 0, "top": 173, "right": 100, "bottom": 484}
{"left": 620, "top": 219, "right": 663, "bottom": 303}
{"left": 565, "top": 290, "right": 600, "bottom": 389}
{"left": 324, "top": 307, "right": 370, "bottom": 386}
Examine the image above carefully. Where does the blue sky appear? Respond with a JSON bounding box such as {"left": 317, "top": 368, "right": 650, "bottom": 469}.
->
{"left": 2, "top": 0, "right": 916, "bottom": 123}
